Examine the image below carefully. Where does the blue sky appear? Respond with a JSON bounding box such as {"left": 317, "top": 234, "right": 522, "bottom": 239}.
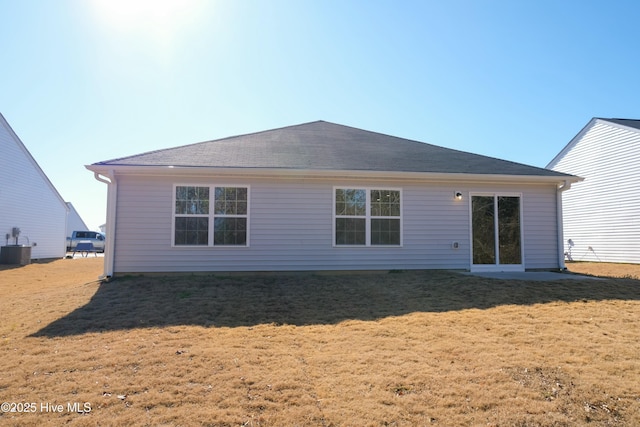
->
{"left": 1, "top": 0, "right": 639, "bottom": 230}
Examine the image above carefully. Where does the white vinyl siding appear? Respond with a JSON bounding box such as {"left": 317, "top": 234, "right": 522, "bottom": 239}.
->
{"left": 111, "top": 175, "right": 560, "bottom": 273}
{"left": 521, "top": 186, "right": 559, "bottom": 268}
{"left": 549, "top": 120, "right": 640, "bottom": 264}
{"left": 66, "top": 203, "right": 89, "bottom": 233}
{"left": 0, "top": 117, "right": 67, "bottom": 259}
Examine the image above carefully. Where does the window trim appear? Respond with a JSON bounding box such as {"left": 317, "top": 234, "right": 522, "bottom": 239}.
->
{"left": 172, "top": 184, "right": 250, "bottom": 248}
{"left": 332, "top": 186, "right": 403, "bottom": 247}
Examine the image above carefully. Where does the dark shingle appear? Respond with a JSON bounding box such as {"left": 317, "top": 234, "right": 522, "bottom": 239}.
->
{"left": 94, "top": 120, "right": 569, "bottom": 177}
{"left": 600, "top": 118, "right": 640, "bottom": 131}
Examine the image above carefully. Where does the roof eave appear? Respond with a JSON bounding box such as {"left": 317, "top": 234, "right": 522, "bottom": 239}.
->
{"left": 86, "top": 164, "right": 581, "bottom": 184}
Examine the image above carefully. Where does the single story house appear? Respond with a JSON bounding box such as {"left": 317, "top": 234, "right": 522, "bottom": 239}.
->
{"left": 0, "top": 113, "right": 68, "bottom": 260}
{"left": 547, "top": 118, "right": 640, "bottom": 264}
{"left": 87, "top": 121, "right": 580, "bottom": 277}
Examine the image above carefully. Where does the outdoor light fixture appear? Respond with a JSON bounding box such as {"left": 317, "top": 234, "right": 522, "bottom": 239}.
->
{"left": 454, "top": 191, "right": 463, "bottom": 200}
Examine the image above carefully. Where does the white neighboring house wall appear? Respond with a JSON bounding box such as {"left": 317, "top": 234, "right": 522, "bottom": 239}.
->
{"left": 66, "top": 202, "right": 89, "bottom": 233}
{"left": 547, "top": 118, "right": 640, "bottom": 264}
{"left": 0, "top": 114, "right": 68, "bottom": 259}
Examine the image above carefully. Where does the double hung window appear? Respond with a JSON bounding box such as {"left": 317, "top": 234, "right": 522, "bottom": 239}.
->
{"left": 334, "top": 188, "right": 401, "bottom": 246}
{"left": 173, "top": 185, "right": 248, "bottom": 246}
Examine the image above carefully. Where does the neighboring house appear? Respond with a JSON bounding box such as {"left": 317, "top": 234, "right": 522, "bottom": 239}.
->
{"left": 87, "top": 121, "right": 579, "bottom": 277}
{"left": 547, "top": 118, "right": 640, "bottom": 264}
{"left": 0, "top": 113, "right": 68, "bottom": 259}
{"left": 66, "top": 202, "right": 89, "bottom": 234}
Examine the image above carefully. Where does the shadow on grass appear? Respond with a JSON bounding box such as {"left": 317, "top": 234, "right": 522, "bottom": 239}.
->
{"left": 32, "top": 270, "right": 640, "bottom": 337}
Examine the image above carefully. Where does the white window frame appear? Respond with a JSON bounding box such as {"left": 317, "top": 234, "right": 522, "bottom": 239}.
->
{"left": 172, "top": 184, "right": 250, "bottom": 247}
{"left": 333, "top": 186, "right": 403, "bottom": 247}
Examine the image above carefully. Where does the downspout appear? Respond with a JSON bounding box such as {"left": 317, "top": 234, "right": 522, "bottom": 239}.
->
{"left": 556, "top": 180, "right": 572, "bottom": 271}
{"left": 94, "top": 171, "right": 117, "bottom": 279}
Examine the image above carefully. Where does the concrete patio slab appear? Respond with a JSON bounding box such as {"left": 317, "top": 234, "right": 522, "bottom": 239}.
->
{"left": 464, "top": 271, "right": 604, "bottom": 281}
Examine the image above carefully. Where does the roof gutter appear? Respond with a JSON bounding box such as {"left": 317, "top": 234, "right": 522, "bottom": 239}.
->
{"left": 87, "top": 164, "right": 580, "bottom": 185}
{"left": 92, "top": 170, "right": 117, "bottom": 279}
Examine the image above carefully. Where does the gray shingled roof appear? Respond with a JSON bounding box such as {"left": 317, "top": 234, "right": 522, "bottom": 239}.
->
{"left": 94, "top": 120, "right": 571, "bottom": 177}
{"left": 600, "top": 118, "right": 640, "bottom": 131}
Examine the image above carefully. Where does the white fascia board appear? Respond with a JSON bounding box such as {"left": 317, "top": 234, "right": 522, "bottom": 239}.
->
{"left": 85, "top": 164, "right": 581, "bottom": 185}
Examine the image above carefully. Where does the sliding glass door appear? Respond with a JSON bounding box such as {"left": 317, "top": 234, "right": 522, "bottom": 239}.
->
{"left": 471, "top": 194, "right": 523, "bottom": 271}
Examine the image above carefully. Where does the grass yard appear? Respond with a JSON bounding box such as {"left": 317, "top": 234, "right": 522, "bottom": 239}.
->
{"left": 0, "top": 259, "right": 639, "bottom": 426}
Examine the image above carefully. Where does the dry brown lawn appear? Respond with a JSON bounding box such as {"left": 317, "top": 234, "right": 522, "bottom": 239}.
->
{"left": 0, "top": 259, "right": 639, "bottom": 426}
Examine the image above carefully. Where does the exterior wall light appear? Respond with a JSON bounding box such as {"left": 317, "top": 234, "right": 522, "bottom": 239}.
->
{"left": 454, "top": 191, "right": 463, "bottom": 200}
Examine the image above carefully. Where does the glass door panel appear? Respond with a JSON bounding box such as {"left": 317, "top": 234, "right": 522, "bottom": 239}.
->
{"left": 498, "top": 196, "right": 521, "bottom": 265}
{"left": 472, "top": 196, "right": 496, "bottom": 265}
